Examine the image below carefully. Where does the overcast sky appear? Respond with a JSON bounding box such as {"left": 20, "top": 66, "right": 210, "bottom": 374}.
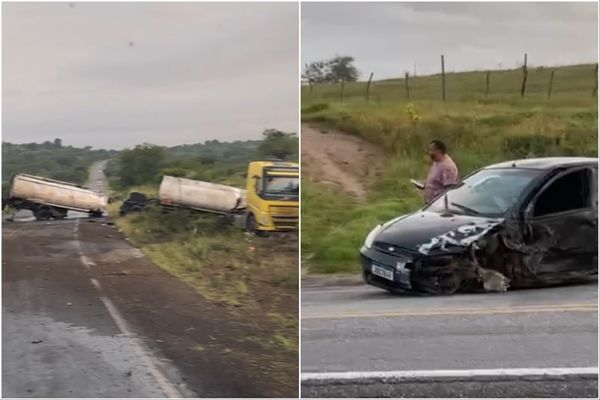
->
{"left": 3, "top": 2, "right": 298, "bottom": 149}
{"left": 302, "top": 2, "right": 598, "bottom": 80}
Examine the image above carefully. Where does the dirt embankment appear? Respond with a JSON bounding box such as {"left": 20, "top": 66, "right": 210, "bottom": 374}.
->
{"left": 301, "top": 124, "right": 383, "bottom": 200}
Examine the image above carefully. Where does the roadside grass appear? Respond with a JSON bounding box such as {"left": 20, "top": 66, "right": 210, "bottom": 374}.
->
{"left": 302, "top": 64, "right": 598, "bottom": 273}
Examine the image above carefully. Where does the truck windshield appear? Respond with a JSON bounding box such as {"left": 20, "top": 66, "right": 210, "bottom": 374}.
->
{"left": 264, "top": 175, "right": 299, "bottom": 198}
{"left": 425, "top": 168, "right": 540, "bottom": 217}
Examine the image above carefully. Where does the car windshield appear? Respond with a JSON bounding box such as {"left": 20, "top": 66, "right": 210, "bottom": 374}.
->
{"left": 264, "top": 175, "right": 299, "bottom": 196}
{"left": 425, "top": 168, "right": 540, "bottom": 217}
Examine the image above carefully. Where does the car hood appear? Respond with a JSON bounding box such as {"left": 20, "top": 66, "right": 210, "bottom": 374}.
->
{"left": 374, "top": 211, "right": 503, "bottom": 255}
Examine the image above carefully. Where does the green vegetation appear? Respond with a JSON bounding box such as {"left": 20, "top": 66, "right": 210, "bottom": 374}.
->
{"left": 302, "top": 64, "right": 598, "bottom": 273}
{"left": 302, "top": 55, "right": 360, "bottom": 84}
{"left": 257, "top": 129, "right": 298, "bottom": 160}
{"left": 2, "top": 140, "right": 116, "bottom": 195}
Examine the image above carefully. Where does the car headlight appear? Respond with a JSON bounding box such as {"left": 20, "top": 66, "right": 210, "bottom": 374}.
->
{"left": 363, "top": 224, "right": 383, "bottom": 249}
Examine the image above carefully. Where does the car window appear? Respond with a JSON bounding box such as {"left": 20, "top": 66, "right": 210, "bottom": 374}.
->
{"left": 426, "top": 168, "right": 539, "bottom": 217}
{"left": 533, "top": 168, "right": 591, "bottom": 217}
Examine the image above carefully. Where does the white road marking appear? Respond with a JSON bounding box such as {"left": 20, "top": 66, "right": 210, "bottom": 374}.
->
{"left": 79, "top": 255, "right": 96, "bottom": 268}
{"left": 76, "top": 223, "right": 183, "bottom": 398}
{"left": 302, "top": 367, "right": 599, "bottom": 381}
{"left": 302, "top": 303, "right": 598, "bottom": 320}
{"left": 87, "top": 280, "right": 183, "bottom": 398}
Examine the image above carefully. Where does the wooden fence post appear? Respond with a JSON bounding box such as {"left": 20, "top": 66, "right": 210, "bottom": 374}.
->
{"left": 520, "top": 53, "right": 528, "bottom": 98}
{"left": 593, "top": 63, "right": 598, "bottom": 97}
{"left": 340, "top": 81, "right": 345, "bottom": 103}
{"left": 405, "top": 72, "right": 410, "bottom": 100}
{"left": 441, "top": 55, "right": 446, "bottom": 101}
{"left": 366, "top": 72, "right": 374, "bottom": 101}
{"left": 547, "top": 70, "right": 555, "bottom": 100}
{"left": 485, "top": 71, "right": 490, "bottom": 98}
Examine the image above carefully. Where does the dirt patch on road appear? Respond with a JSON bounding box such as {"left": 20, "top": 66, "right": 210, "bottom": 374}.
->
{"left": 302, "top": 124, "right": 383, "bottom": 200}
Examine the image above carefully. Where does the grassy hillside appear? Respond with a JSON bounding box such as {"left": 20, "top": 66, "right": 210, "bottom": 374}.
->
{"left": 301, "top": 63, "right": 598, "bottom": 273}
{"left": 305, "top": 63, "right": 597, "bottom": 105}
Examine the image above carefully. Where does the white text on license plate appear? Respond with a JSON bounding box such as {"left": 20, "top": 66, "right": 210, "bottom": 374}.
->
{"left": 371, "top": 264, "right": 394, "bottom": 281}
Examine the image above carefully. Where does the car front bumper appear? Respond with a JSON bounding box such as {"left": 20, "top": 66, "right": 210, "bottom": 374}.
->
{"left": 360, "top": 246, "right": 415, "bottom": 292}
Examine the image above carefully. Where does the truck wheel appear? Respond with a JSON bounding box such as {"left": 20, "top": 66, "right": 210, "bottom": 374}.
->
{"left": 56, "top": 208, "right": 68, "bottom": 219}
{"left": 35, "top": 206, "right": 52, "bottom": 220}
{"left": 246, "top": 214, "right": 269, "bottom": 237}
{"left": 246, "top": 213, "right": 258, "bottom": 233}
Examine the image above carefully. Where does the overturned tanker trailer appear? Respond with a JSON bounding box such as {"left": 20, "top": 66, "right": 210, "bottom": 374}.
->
{"left": 361, "top": 157, "right": 598, "bottom": 295}
{"left": 5, "top": 173, "right": 107, "bottom": 220}
{"left": 120, "top": 175, "right": 246, "bottom": 215}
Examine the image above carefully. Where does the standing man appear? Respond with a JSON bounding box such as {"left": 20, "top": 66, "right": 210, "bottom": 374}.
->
{"left": 423, "top": 140, "right": 459, "bottom": 203}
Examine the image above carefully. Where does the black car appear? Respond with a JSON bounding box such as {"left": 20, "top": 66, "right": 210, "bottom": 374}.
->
{"left": 361, "top": 157, "right": 598, "bottom": 295}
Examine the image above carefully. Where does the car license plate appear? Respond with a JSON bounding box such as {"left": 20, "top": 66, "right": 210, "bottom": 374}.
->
{"left": 371, "top": 264, "right": 394, "bottom": 281}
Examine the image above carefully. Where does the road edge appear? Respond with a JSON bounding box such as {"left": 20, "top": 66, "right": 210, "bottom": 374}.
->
{"left": 301, "top": 367, "right": 599, "bottom": 398}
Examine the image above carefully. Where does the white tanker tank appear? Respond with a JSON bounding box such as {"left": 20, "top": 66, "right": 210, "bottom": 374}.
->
{"left": 158, "top": 175, "right": 247, "bottom": 214}
{"left": 6, "top": 173, "right": 108, "bottom": 220}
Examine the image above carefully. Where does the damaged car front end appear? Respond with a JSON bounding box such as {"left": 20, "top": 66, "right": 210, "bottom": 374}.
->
{"left": 361, "top": 157, "right": 598, "bottom": 295}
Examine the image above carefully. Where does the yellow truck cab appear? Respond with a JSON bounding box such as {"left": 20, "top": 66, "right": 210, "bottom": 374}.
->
{"left": 245, "top": 161, "right": 299, "bottom": 232}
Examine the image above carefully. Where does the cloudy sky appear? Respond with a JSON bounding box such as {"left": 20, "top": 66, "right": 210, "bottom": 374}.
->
{"left": 302, "top": 2, "right": 598, "bottom": 79}
{"left": 3, "top": 2, "right": 298, "bottom": 149}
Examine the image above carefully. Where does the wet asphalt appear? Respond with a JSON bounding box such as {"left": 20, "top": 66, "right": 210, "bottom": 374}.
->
{"left": 301, "top": 282, "right": 598, "bottom": 396}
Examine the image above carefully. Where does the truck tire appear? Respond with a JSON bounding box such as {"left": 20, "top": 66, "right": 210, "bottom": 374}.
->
{"left": 56, "top": 208, "right": 68, "bottom": 219}
{"left": 246, "top": 213, "right": 269, "bottom": 237}
{"left": 246, "top": 213, "right": 258, "bottom": 233}
{"left": 89, "top": 211, "right": 103, "bottom": 218}
{"left": 34, "top": 206, "right": 53, "bottom": 220}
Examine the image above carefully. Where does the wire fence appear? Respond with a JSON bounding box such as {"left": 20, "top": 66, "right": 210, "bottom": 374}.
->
{"left": 303, "top": 56, "right": 598, "bottom": 105}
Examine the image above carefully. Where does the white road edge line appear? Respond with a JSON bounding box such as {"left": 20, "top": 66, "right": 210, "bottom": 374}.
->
{"left": 88, "top": 279, "right": 183, "bottom": 398}
{"left": 76, "top": 219, "right": 182, "bottom": 398}
{"left": 302, "top": 367, "right": 599, "bottom": 381}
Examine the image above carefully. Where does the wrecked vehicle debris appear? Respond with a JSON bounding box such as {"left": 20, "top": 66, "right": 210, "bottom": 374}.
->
{"left": 361, "top": 157, "right": 598, "bottom": 294}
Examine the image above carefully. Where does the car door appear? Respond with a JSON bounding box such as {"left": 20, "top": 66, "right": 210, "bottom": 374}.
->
{"left": 522, "top": 165, "right": 597, "bottom": 278}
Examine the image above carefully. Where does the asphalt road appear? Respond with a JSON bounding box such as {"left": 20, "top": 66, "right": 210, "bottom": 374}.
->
{"left": 3, "top": 162, "right": 186, "bottom": 397}
{"left": 3, "top": 218, "right": 193, "bottom": 398}
{"left": 301, "top": 282, "right": 598, "bottom": 397}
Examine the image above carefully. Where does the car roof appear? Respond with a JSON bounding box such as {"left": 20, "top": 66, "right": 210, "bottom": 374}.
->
{"left": 484, "top": 157, "right": 598, "bottom": 170}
